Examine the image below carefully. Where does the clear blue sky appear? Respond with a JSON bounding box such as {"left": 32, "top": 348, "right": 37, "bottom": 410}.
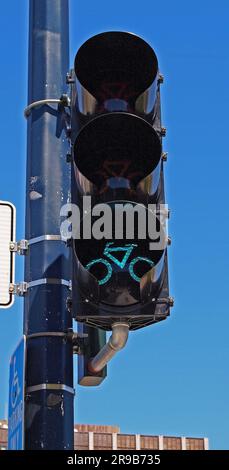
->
{"left": 0, "top": 0, "right": 229, "bottom": 450}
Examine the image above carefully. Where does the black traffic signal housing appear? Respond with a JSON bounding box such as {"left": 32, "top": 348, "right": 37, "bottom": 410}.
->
{"left": 68, "top": 31, "right": 172, "bottom": 331}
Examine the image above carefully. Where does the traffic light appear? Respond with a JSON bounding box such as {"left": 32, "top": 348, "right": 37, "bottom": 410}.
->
{"left": 68, "top": 31, "right": 172, "bottom": 332}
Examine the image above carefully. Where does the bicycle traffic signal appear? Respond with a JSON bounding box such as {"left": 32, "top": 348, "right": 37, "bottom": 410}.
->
{"left": 67, "top": 31, "right": 172, "bottom": 331}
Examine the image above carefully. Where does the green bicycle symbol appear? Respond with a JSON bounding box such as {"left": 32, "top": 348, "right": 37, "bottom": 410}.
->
{"left": 85, "top": 242, "right": 154, "bottom": 285}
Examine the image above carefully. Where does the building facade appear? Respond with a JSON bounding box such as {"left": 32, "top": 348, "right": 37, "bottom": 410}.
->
{"left": 0, "top": 420, "right": 209, "bottom": 450}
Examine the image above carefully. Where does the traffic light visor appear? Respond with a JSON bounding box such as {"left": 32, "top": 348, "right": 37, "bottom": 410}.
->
{"left": 73, "top": 112, "right": 162, "bottom": 189}
{"left": 74, "top": 31, "right": 158, "bottom": 103}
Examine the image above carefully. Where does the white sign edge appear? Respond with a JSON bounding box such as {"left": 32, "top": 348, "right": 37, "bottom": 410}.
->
{"left": 0, "top": 200, "right": 16, "bottom": 309}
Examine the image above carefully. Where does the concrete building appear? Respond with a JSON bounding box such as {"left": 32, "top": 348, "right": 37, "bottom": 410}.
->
{"left": 0, "top": 420, "right": 209, "bottom": 450}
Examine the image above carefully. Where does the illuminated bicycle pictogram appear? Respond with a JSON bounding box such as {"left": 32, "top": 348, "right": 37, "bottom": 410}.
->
{"left": 85, "top": 242, "right": 154, "bottom": 285}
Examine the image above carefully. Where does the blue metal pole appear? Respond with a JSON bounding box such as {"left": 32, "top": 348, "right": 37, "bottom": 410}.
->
{"left": 24, "top": 0, "right": 73, "bottom": 449}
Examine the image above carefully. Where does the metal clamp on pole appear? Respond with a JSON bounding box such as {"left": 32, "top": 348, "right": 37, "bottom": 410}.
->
{"left": 24, "top": 94, "right": 70, "bottom": 118}
{"left": 28, "top": 235, "right": 63, "bottom": 245}
{"left": 26, "top": 330, "right": 88, "bottom": 356}
{"left": 27, "top": 331, "right": 88, "bottom": 339}
{"left": 26, "top": 383, "right": 75, "bottom": 395}
{"left": 9, "top": 235, "right": 67, "bottom": 256}
{"left": 9, "top": 278, "right": 72, "bottom": 296}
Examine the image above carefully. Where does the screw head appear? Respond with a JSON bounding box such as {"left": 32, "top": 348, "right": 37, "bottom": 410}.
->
{"left": 66, "top": 125, "right": 72, "bottom": 138}
{"left": 158, "top": 73, "right": 164, "bottom": 84}
{"left": 66, "top": 297, "right": 72, "bottom": 311}
{"left": 161, "top": 127, "right": 167, "bottom": 137}
{"left": 66, "top": 72, "right": 75, "bottom": 84}
{"left": 66, "top": 152, "right": 72, "bottom": 163}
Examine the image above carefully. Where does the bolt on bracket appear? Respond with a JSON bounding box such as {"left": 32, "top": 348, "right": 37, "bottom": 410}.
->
{"left": 9, "top": 239, "right": 29, "bottom": 255}
{"left": 169, "top": 297, "right": 175, "bottom": 307}
{"left": 162, "top": 152, "right": 168, "bottom": 161}
{"left": 9, "top": 282, "right": 28, "bottom": 296}
{"left": 158, "top": 73, "right": 164, "bottom": 84}
{"left": 68, "top": 331, "right": 89, "bottom": 355}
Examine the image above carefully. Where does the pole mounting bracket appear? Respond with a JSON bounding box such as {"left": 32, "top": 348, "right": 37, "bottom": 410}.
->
{"left": 9, "top": 239, "right": 29, "bottom": 255}
{"left": 71, "top": 331, "right": 88, "bottom": 355}
{"left": 26, "top": 383, "right": 75, "bottom": 395}
{"left": 25, "top": 330, "right": 88, "bottom": 355}
{"left": 9, "top": 278, "right": 72, "bottom": 296}
{"left": 10, "top": 235, "right": 67, "bottom": 255}
{"left": 9, "top": 282, "right": 28, "bottom": 296}
{"left": 24, "top": 94, "right": 70, "bottom": 118}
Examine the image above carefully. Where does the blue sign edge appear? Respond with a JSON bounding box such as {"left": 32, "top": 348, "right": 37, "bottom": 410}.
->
{"left": 8, "top": 335, "right": 26, "bottom": 450}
